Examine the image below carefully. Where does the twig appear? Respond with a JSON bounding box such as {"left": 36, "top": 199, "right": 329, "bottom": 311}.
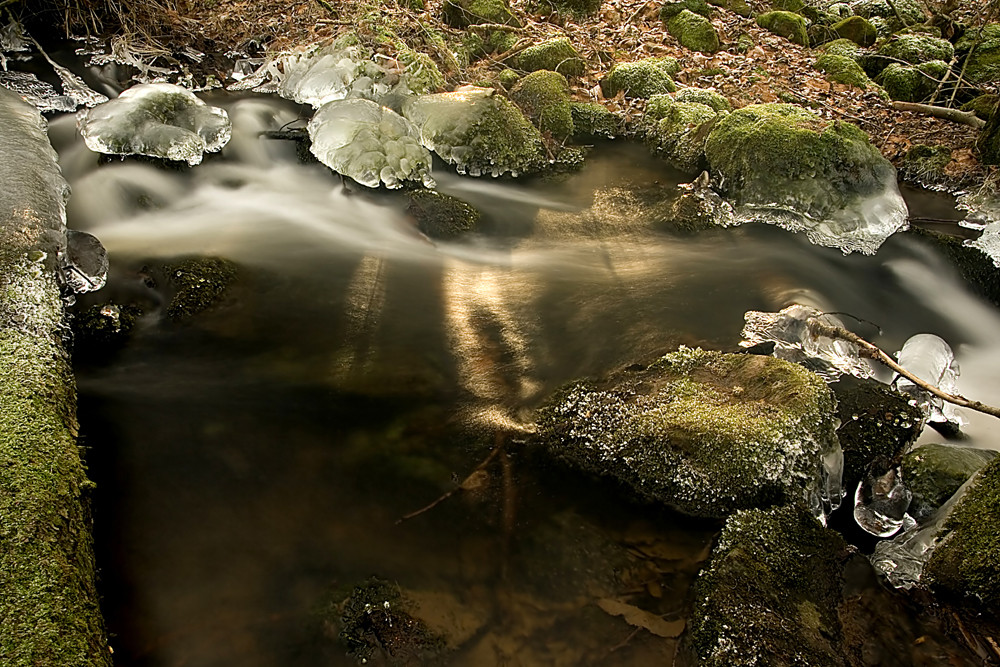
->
{"left": 626, "top": 0, "right": 654, "bottom": 23}
{"left": 313, "top": 0, "right": 336, "bottom": 14}
{"left": 927, "top": 55, "right": 957, "bottom": 105}
{"left": 891, "top": 101, "right": 986, "bottom": 128}
{"left": 465, "top": 23, "right": 522, "bottom": 32}
{"left": 807, "top": 318, "right": 1000, "bottom": 419}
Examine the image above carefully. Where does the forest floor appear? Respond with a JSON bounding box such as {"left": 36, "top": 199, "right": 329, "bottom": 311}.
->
{"left": 38, "top": 0, "right": 999, "bottom": 186}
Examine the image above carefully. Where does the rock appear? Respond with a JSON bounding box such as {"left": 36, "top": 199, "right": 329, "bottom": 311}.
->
{"left": 821, "top": 37, "right": 862, "bottom": 59}
{"left": 772, "top": 0, "right": 804, "bottom": 10}
{"left": 402, "top": 86, "right": 546, "bottom": 177}
{"left": 397, "top": 48, "right": 446, "bottom": 94}
{"left": 528, "top": 0, "right": 602, "bottom": 15}
{"left": 497, "top": 68, "right": 520, "bottom": 90}
{"left": 756, "top": 10, "right": 809, "bottom": 46}
{"left": 830, "top": 375, "right": 923, "bottom": 492}
{"left": 979, "top": 104, "right": 1000, "bottom": 166}
{"left": 962, "top": 94, "right": 999, "bottom": 121}
{"left": 666, "top": 176, "right": 736, "bottom": 231}
{"left": 955, "top": 23, "right": 1000, "bottom": 85}
{"left": 406, "top": 189, "right": 481, "bottom": 239}
{"left": 600, "top": 57, "right": 679, "bottom": 99}
{"left": 442, "top": 0, "right": 518, "bottom": 28}
{"left": 515, "top": 37, "right": 586, "bottom": 77}
{"left": 77, "top": 83, "right": 231, "bottom": 166}
{"left": 878, "top": 33, "right": 954, "bottom": 66}
{"left": 0, "top": 87, "right": 112, "bottom": 666}
{"left": 832, "top": 15, "right": 876, "bottom": 46}
{"left": 533, "top": 347, "right": 843, "bottom": 519}
{"left": 877, "top": 60, "right": 949, "bottom": 103}
{"left": 308, "top": 98, "right": 435, "bottom": 189}
{"left": 704, "top": 103, "right": 907, "bottom": 254}
{"left": 924, "top": 456, "right": 1000, "bottom": 611}
{"left": 849, "top": 0, "right": 924, "bottom": 36}
{"left": 685, "top": 504, "right": 850, "bottom": 667}
{"left": 673, "top": 86, "right": 731, "bottom": 110}
{"left": 71, "top": 302, "right": 143, "bottom": 358}
{"left": 63, "top": 229, "right": 108, "bottom": 294}
{"left": 902, "top": 444, "right": 997, "bottom": 522}
{"left": 510, "top": 70, "right": 574, "bottom": 139}
{"left": 570, "top": 101, "right": 620, "bottom": 139}
{"left": 660, "top": 0, "right": 711, "bottom": 20}
{"left": 908, "top": 226, "right": 1000, "bottom": 308}
{"left": 708, "top": 0, "right": 751, "bottom": 17}
{"left": 642, "top": 96, "right": 719, "bottom": 172}
{"left": 814, "top": 53, "right": 873, "bottom": 88}
{"left": 277, "top": 40, "right": 394, "bottom": 107}
{"left": 160, "top": 256, "right": 238, "bottom": 321}
{"left": 899, "top": 143, "right": 952, "bottom": 184}
{"left": 668, "top": 9, "right": 721, "bottom": 54}
{"left": 334, "top": 578, "right": 447, "bottom": 664}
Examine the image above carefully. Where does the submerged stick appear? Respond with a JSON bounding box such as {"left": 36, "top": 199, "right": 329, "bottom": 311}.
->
{"left": 807, "top": 318, "right": 1000, "bottom": 419}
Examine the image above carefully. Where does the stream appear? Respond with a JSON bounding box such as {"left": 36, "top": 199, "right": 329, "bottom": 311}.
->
{"left": 43, "top": 90, "right": 1000, "bottom": 665}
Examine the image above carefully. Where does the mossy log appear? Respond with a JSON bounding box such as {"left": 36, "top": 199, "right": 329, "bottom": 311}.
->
{"left": 0, "top": 88, "right": 111, "bottom": 666}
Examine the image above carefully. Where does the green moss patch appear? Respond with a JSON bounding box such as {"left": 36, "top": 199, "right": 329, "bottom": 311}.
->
{"left": 903, "top": 444, "right": 997, "bottom": 521}
{"left": 600, "top": 57, "right": 679, "bottom": 99}
{"left": 832, "top": 16, "right": 876, "bottom": 47}
{"left": 877, "top": 60, "right": 948, "bottom": 102}
{"left": 515, "top": 37, "right": 585, "bottom": 77}
{"left": 570, "top": 101, "right": 620, "bottom": 139}
{"left": 674, "top": 86, "right": 731, "bottom": 110}
{"left": 643, "top": 96, "right": 718, "bottom": 172}
{"left": 815, "top": 53, "right": 873, "bottom": 88}
{"left": 668, "top": 9, "right": 720, "bottom": 53}
{"left": 956, "top": 23, "right": 1000, "bottom": 85}
{"left": 442, "top": 0, "right": 517, "bottom": 27}
{"left": 510, "top": 69, "right": 574, "bottom": 139}
{"left": 878, "top": 33, "right": 954, "bottom": 65}
{"left": 756, "top": 10, "right": 808, "bottom": 46}
{"left": 660, "top": 0, "right": 711, "bottom": 20}
{"left": 406, "top": 190, "right": 481, "bottom": 239}
{"left": 821, "top": 37, "right": 861, "bottom": 60}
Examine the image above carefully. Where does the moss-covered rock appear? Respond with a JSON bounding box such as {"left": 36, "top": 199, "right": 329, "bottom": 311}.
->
{"left": 442, "top": 0, "right": 518, "bottom": 27}
{"left": 600, "top": 57, "right": 679, "bottom": 99}
{"left": 979, "top": 100, "right": 1000, "bottom": 166}
{"left": 497, "top": 67, "right": 520, "bottom": 90}
{"left": 900, "top": 143, "right": 952, "bottom": 183}
{"left": 161, "top": 256, "right": 238, "bottom": 321}
{"left": 398, "top": 48, "right": 447, "bottom": 94}
{"left": 668, "top": 9, "right": 721, "bottom": 54}
{"left": 533, "top": 347, "right": 842, "bottom": 518}
{"left": 955, "top": 23, "right": 1000, "bottom": 85}
{"left": 660, "top": 0, "right": 711, "bottom": 20}
{"left": 962, "top": 94, "right": 999, "bottom": 121}
{"left": 406, "top": 190, "right": 481, "bottom": 239}
{"left": 822, "top": 37, "right": 862, "bottom": 59}
{"left": 924, "top": 456, "right": 1000, "bottom": 610}
{"left": 771, "top": 0, "right": 804, "bottom": 11}
{"left": 570, "top": 101, "right": 620, "bottom": 139}
{"left": 528, "top": 0, "right": 602, "bottom": 16}
{"left": 878, "top": 33, "right": 954, "bottom": 65}
{"left": 850, "top": 0, "right": 924, "bottom": 36}
{"left": 902, "top": 444, "right": 997, "bottom": 522}
{"left": 0, "top": 88, "right": 111, "bottom": 667}
{"left": 72, "top": 302, "right": 144, "bottom": 358}
{"left": 815, "top": 53, "right": 873, "bottom": 88}
{"left": 704, "top": 103, "right": 897, "bottom": 240}
{"left": 515, "top": 37, "right": 585, "bottom": 77}
{"left": 877, "top": 60, "right": 948, "bottom": 102}
{"left": 832, "top": 15, "right": 876, "bottom": 47}
{"left": 830, "top": 376, "right": 923, "bottom": 492}
{"left": 686, "top": 504, "right": 850, "bottom": 666}
{"left": 756, "top": 10, "right": 809, "bottom": 46}
{"left": 643, "top": 97, "right": 719, "bottom": 172}
{"left": 674, "top": 86, "right": 731, "bottom": 110}
{"left": 708, "top": 0, "right": 751, "bottom": 17}
{"left": 510, "top": 69, "right": 574, "bottom": 139}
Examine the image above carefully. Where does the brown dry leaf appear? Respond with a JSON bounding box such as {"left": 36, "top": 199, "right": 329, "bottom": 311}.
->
{"left": 596, "top": 598, "right": 685, "bottom": 638}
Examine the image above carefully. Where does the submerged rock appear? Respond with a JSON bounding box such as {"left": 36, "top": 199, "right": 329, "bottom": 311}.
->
{"left": 902, "top": 443, "right": 997, "bottom": 522}
{"left": 534, "top": 347, "right": 843, "bottom": 519}
{"left": 704, "top": 103, "right": 908, "bottom": 254}
{"left": 307, "top": 98, "right": 434, "bottom": 189}
{"left": 71, "top": 302, "right": 143, "bottom": 358}
{"left": 402, "top": 86, "right": 545, "bottom": 177}
{"left": 77, "top": 83, "right": 231, "bottom": 165}
{"left": 406, "top": 190, "right": 481, "bottom": 239}
{"left": 159, "top": 256, "right": 238, "bottom": 321}
{"left": 686, "top": 504, "right": 850, "bottom": 666}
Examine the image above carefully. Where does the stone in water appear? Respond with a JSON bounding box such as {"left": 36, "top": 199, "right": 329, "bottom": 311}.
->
{"left": 62, "top": 230, "right": 108, "bottom": 293}
{"left": 77, "top": 83, "right": 231, "bottom": 165}
{"left": 853, "top": 467, "right": 912, "bottom": 537}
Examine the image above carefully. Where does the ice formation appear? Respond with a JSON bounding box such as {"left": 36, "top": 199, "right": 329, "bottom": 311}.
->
{"left": 0, "top": 70, "right": 77, "bottom": 113}
{"left": 61, "top": 230, "right": 108, "bottom": 293}
{"left": 740, "top": 304, "right": 874, "bottom": 382}
{"left": 307, "top": 98, "right": 434, "bottom": 189}
{"left": 77, "top": 83, "right": 231, "bottom": 165}
{"left": 892, "top": 333, "right": 964, "bottom": 427}
{"left": 853, "top": 467, "right": 912, "bottom": 537}
{"left": 278, "top": 44, "right": 394, "bottom": 108}
{"left": 967, "top": 222, "right": 1000, "bottom": 268}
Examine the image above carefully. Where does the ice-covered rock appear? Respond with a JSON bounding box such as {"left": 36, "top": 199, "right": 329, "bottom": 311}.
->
{"left": 278, "top": 44, "right": 394, "bottom": 108}
{"left": 705, "top": 103, "right": 908, "bottom": 254}
{"left": 402, "top": 86, "right": 545, "bottom": 177}
{"left": 966, "top": 221, "right": 1000, "bottom": 268}
{"left": 61, "top": 230, "right": 108, "bottom": 293}
{"left": 77, "top": 83, "right": 231, "bottom": 165}
{"left": 741, "top": 304, "right": 874, "bottom": 381}
{"left": 853, "top": 467, "right": 912, "bottom": 537}
{"left": 892, "top": 333, "right": 964, "bottom": 427}
{"left": 307, "top": 98, "right": 433, "bottom": 189}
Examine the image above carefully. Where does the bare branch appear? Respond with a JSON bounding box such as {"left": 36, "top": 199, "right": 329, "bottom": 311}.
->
{"left": 891, "top": 101, "right": 986, "bottom": 128}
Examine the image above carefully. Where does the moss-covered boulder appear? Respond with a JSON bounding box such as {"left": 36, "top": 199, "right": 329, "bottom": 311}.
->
{"left": 704, "top": 103, "right": 904, "bottom": 253}
{"left": 533, "top": 347, "right": 842, "bottom": 518}
{"left": 830, "top": 376, "right": 923, "bottom": 492}
{"left": 902, "top": 444, "right": 997, "bottom": 522}
{"left": 850, "top": 0, "right": 924, "bottom": 36}
{"left": 832, "top": 15, "right": 876, "bottom": 47}
{"left": 878, "top": 34, "right": 954, "bottom": 65}
{"left": 756, "top": 10, "right": 809, "bottom": 47}
{"left": 442, "top": 0, "right": 518, "bottom": 27}
{"left": 686, "top": 504, "right": 850, "bottom": 666}
{"left": 674, "top": 86, "right": 731, "bottom": 110}
{"left": 900, "top": 143, "right": 952, "bottom": 183}
{"left": 510, "top": 70, "right": 574, "bottom": 139}
{"left": 497, "top": 67, "right": 520, "bottom": 90}
{"left": 822, "top": 37, "right": 862, "bottom": 59}
{"left": 0, "top": 87, "right": 111, "bottom": 667}
{"left": 600, "top": 57, "right": 679, "bottom": 99}
{"left": 660, "top": 0, "right": 711, "bottom": 20}
{"left": 398, "top": 48, "right": 447, "bottom": 94}
{"left": 815, "top": 53, "right": 874, "bottom": 88}
{"left": 570, "top": 101, "right": 620, "bottom": 139}
{"left": 955, "top": 23, "right": 1000, "bottom": 85}
{"left": 668, "top": 9, "right": 721, "bottom": 54}
{"left": 962, "top": 94, "right": 999, "bottom": 121}
{"left": 406, "top": 190, "right": 481, "bottom": 239}
{"left": 877, "top": 60, "right": 949, "bottom": 102}
{"left": 924, "top": 456, "right": 1000, "bottom": 611}
{"left": 515, "top": 37, "right": 585, "bottom": 77}
{"left": 643, "top": 96, "right": 719, "bottom": 172}
{"left": 708, "top": 0, "right": 752, "bottom": 18}
{"left": 979, "top": 100, "right": 1000, "bottom": 166}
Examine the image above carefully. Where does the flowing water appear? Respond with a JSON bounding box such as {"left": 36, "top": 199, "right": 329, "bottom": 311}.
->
{"left": 44, "top": 93, "right": 1000, "bottom": 666}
